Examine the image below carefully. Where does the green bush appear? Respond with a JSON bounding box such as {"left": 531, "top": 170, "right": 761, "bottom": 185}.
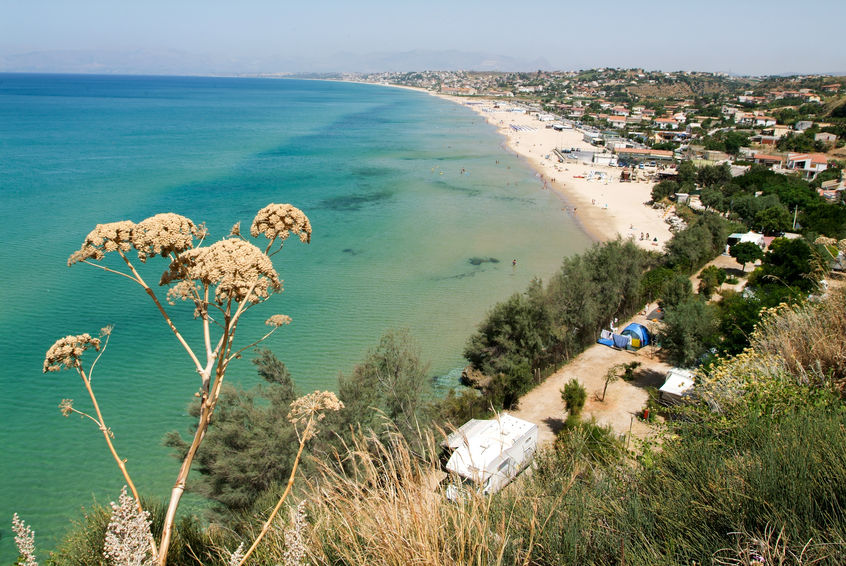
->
{"left": 561, "top": 379, "right": 587, "bottom": 417}
{"left": 698, "top": 265, "right": 727, "bottom": 298}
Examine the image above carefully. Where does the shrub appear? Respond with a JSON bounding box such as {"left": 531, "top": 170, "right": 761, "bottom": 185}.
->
{"left": 561, "top": 379, "right": 587, "bottom": 417}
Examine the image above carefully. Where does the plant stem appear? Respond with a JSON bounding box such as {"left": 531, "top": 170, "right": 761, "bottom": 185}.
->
{"left": 237, "top": 415, "right": 313, "bottom": 565}
{"left": 79, "top": 367, "right": 157, "bottom": 558}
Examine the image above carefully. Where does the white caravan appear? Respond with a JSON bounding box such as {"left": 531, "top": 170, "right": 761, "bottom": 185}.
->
{"left": 443, "top": 413, "right": 538, "bottom": 500}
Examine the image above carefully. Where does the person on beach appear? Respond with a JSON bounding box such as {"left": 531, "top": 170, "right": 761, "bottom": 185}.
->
{"left": 512, "top": 258, "right": 517, "bottom": 268}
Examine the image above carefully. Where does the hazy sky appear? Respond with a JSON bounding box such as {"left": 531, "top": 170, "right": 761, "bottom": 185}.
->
{"left": 1, "top": 0, "right": 844, "bottom": 75}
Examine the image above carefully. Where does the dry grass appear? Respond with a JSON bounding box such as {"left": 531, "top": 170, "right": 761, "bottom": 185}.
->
{"left": 713, "top": 524, "right": 841, "bottom": 566}
{"left": 291, "top": 429, "right": 570, "bottom": 566}
{"left": 751, "top": 287, "right": 846, "bottom": 396}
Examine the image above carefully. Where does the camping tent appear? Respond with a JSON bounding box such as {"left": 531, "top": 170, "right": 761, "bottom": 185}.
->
{"left": 621, "top": 323, "right": 650, "bottom": 349}
{"left": 659, "top": 368, "right": 695, "bottom": 404}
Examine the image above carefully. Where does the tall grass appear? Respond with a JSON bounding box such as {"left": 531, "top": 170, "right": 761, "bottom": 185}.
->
{"left": 292, "top": 428, "right": 577, "bottom": 566}
{"left": 751, "top": 287, "right": 846, "bottom": 395}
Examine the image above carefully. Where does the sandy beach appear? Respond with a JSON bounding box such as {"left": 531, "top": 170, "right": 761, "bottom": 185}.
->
{"left": 435, "top": 95, "right": 674, "bottom": 249}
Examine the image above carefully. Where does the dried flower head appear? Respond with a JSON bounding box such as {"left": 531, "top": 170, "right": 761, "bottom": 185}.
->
{"left": 229, "top": 222, "right": 241, "bottom": 237}
{"left": 266, "top": 314, "right": 292, "bottom": 327}
{"left": 12, "top": 513, "right": 38, "bottom": 566}
{"left": 251, "top": 204, "right": 312, "bottom": 247}
{"left": 103, "top": 486, "right": 154, "bottom": 566}
{"left": 165, "top": 280, "right": 198, "bottom": 305}
{"left": 68, "top": 221, "right": 136, "bottom": 265}
{"left": 288, "top": 391, "right": 343, "bottom": 440}
{"left": 161, "top": 239, "right": 282, "bottom": 304}
{"left": 44, "top": 334, "right": 101, "bottom": 373}
{"left": 131, "top": 213, "right": 198, "bottom": 262}
{"left": 59, "top": 398, "right": 74, "bottom": 416}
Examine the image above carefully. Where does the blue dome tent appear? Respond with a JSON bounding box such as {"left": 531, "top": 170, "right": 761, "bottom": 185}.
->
{"left": 621, "top": 323, "right": 650, "bottom": 349}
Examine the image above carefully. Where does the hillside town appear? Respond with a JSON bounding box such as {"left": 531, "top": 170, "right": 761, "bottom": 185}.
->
{"left": 330, "top": 69, "right": 846, "bottom": 201}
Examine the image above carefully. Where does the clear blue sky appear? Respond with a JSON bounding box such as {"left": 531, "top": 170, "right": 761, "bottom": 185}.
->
{"left": 1, "top": 0, "right": 844, "bottom": 75}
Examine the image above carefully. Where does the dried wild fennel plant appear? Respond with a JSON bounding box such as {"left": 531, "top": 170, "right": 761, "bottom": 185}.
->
{"left": 42, "top": 203, "right": 316, "bottom": 565}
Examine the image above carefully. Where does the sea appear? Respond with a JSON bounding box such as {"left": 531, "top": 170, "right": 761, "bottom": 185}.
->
{"left": 0, "top": 73, "right": 592, "bottom": 557}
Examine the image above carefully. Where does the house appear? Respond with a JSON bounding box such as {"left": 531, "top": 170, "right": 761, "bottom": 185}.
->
{"left": 738, "top": 94, "right": 766, "bottom": 104}
{"left": 751, "top": 134, "right": 778, "bottom": 146}
{"left": 753, "top": 153, "right": 785, "bottom": 168}
{"left": 583, "top": 131, "right": 603, "bottom": 145}
{"left": 614, "top": 147, "right": 675, "bottom": 161}
{"left": 608, "top": 115, "right": 627, "bottom": 128}
{"left": 818, "top": 178, "right": 845, "bottom": 202}
{"left": 727, "top": 231, "right": 766, "bottom": 250}
{"left": 786, "top": 152, "right": 829, "bottom": 179}
{"left": 771, "top": 124, "right": 792, "bottom": 139}
{"left": 815, "top": 132, "right": 837, "bottom": 144}
{"left": 593, "top": 153, "right": 618, "bottom": 166}
{"left": 653, "top": 118, "right": 679, "bottom": 130}
{"left": 794, "top": 120, "right": 814, "bottom": 131}
{"left": 753, "top": 115, "right": 777, "bottom": 127}
{"left": 443, "top": 413, "right": 538, "bottom": 499}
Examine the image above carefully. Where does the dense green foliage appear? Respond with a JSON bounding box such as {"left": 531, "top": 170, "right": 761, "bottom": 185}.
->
{"left": 163, "top": 349, "right": 299, "bottom": 516}
{"left": 334, "top": 328, "right": 431, "bottom": 441}
{"left": 561, "top": 378, "right": 586, "bottom": 417}
{"left": 729, "top": 240, "right": 765, "bottom": 271}
{"left": 464, "top": 239, "right": 652, "bottom": 409}
{"left": 696, "top": 164, "right": 846, "bottom": 239}
{"left": 658, "top": 298, "right": 719, "bottom": 366}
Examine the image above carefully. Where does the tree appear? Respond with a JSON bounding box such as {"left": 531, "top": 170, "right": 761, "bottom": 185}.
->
{"left": 659, "top": 298, "right": 719, "bottom": 367}
{"left": 722, "top": 131, "right": 749, "bottom": 155}
{"left": 561, "top": 379, "right": 587, "bottom": 417}
{"left": 665, "top": 223, "right": 714, "bottom": 274}
{"left": 729, "top": 241, "right": 765, "bottom": 272}
{"left": 698, "top": 265, "right": 727, "bottom": 298}
{"left": 754, "top": 237, "right": 819, "bottom": 293}
{"left": 660, "top": 273, "right": 693, "bottom": 310}
{"left": 164, "top": 349, "right": 298, "bottom": 516}
{"left": 338, "top": 329, "right": 431, "bottom": 440}
{"left": 601, "top": 365, "right": 621, "bottom": 402}
{"left": 697, "top": 163, "right": 732, "bottom": 188}
{"left": 677, "top": 160, "right": 697, "bottom": 185}
{"left": 699, "top": 186, "right": 725, "bottom": 211}
{"left": 640, "top": 266, "right": 674, "bottom": 304}
{"left": 651, "top": 180, "right": 679, "bottom": 201}
{"left": 754, "top": 205, "right": 791, "bottom": 235}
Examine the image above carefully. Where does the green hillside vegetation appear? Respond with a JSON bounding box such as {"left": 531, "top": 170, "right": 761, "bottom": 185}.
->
{"left": 50, "top": 289, "right": 846, "bottom": 565}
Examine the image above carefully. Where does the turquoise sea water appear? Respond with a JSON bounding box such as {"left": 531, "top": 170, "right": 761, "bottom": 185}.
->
{"left": 0, "top": 74, "right": 591, "bottom": 557}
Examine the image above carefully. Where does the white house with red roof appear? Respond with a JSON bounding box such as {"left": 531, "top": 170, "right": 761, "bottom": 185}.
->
{"left": 608, "top": 115, "right": 627, "bottom": 128}
{"left": 653, "top": 117, "right": 679, "bottom": 130}
{"left": 786, "top": 153, "right": 829, "bottom": 179}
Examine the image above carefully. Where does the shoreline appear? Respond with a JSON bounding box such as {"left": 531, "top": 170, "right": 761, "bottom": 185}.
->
{"left": 429, "top": 93, "right": 674, "bottom": 250}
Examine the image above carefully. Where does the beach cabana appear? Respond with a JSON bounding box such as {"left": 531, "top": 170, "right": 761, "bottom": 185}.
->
{"left": 621, "top": 323, "right": 650, "bottom": 349}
